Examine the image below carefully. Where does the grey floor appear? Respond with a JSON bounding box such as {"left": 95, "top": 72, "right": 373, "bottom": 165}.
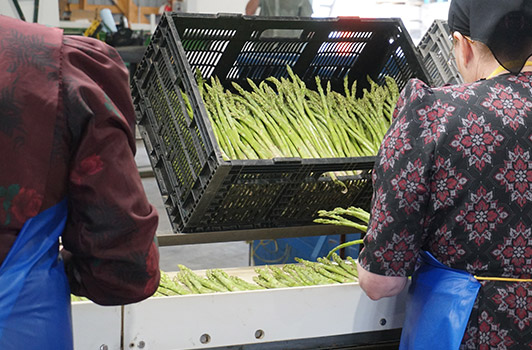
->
{"left": 135, "top": 137, "right": 251, "bottom": 272}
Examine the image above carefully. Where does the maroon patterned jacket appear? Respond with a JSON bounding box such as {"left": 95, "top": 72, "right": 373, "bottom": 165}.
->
{"left": 0, "top": 15, "right": 160, "bottom": 305}
{"left": 359, "top": 73, "right": 532, "bottom": 348}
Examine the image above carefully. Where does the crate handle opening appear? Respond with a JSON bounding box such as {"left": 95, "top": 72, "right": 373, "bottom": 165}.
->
{"left": 272, "top": 157, "right": 302, "bottom": 164}
{"left": 258, "top": 29, "right": 305, "bottom": 40}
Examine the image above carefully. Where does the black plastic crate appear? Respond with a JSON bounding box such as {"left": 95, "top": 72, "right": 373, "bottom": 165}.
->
{"left": 132, "top": 13, "right": 431, "bottom": 233}
{"left": 417, "top": 19, "right": 463, "bottom": 87}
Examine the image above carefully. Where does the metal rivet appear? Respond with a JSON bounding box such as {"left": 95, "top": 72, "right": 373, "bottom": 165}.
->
{"left": 138, "top": 341, "right": 146, "bottom": 348}
{"left": 100, "top": 346, "right": 108, "bottom": 350}
{"left": 254, "top": 329, "right": 265, "bottom": 339}
{"left": 200, "top": 334, "right": 211, "bottom": 344}
{"left": 380, "top": 318, "right": 387, "bottom": 326}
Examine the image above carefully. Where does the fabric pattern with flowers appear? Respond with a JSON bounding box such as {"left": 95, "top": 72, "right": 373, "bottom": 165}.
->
{"left": 359, "top": 73, "right": 532, "bottom": 348}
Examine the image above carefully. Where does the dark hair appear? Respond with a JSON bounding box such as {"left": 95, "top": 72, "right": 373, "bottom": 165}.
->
{"left": 448, "top": 0, "right": 532, "bottom": 74}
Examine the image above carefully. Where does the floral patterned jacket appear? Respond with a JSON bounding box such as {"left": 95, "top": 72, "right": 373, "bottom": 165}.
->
{"left": 359, "top": 73, "right": 532, "bottom": 349}
{"left": 0, "top": 15, "right": 160, "bottom": 305}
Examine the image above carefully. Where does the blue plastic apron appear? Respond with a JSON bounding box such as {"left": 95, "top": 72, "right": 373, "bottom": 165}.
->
{"left": 399, "top": 251, "right": 481, "bottom": 350}
{"left": 0, "top": 199, "right": 73, "bottom": 350}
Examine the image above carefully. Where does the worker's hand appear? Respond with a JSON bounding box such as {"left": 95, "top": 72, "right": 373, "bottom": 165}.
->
{"left": 245, "top": 0, "right": 260, "bottom": 15}
{"left": 356, "top": 260, "right": 407, "bottom": 300}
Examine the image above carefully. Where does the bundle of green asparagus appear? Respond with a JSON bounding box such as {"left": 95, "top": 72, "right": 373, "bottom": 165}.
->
{"left": 70, "top": 207, "right": 373, "bottom": 300}
{"left": 190, "top": 67, "right": 398, "bottom": 161}
{"left": 314, "top": 206, "right": 370, "bottom": 258}
{"left": 153, "top": 252, "right": 358, "bottom": 296}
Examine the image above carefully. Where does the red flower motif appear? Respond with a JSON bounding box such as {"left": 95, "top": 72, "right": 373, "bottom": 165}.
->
{"left": 466, "top": 258, "right": 489, "bottom": 273}
{"left": 503, "top": 235, "right": 532, "bottom": 266}
{"left": 379, "top": 115, "right": 412, "bottom": 172}
{"left": 441, "top": 82, "right": 479, "bottom": 101}
{"left": 390, "top": 159, "right": 428, "bottom": 214}
{"left": 382, "top": 241, "right": 414, "bottom": 272}
{"left": 466, "top": 200, "right": 495, "bottom": 234}
{"left": 366, "top": 187, "right": 394, "bottom": 242}
{"left": 492, "top": 221, "right": 532, "bottom": 278}
{"left": 492, "top": 90, "right": 524, "bottom": 116}
{"left": 430, "top": 225, "right": 466, "bottom": 265}
{"left": 456, "top": 186, "right": 508, "bottom": 246}
{"left": 71, "top": 154, "right": 104, "bottom": 185}
{"left": 509, "top": 74, "right": 532, "bottom": 90}
{"left": 466, "top": 123, "right": 494, "bottom": 157}
{"left": 481, "top": 83, "right": 532, "bottom": 131}
{"left": 431, "top": 156, "right": 468, "bottom": 210}
{"left": 392, "top": 92, "right": 405, "bottom": 120}
{"left": 506, "top": 286, "right": 532, "bottom": 321}
{"left": 409, "top": 79, "right": 429, "bottom": 102}
{"left": 494, "top": 145, "right": 532, "bottom": 207}
{"left": 493, "top": 284, "right": 532, "bottom": 330}
{"left": 10, "top": 188, "right": 43, "bottom": 223}
{"left": 476, "top": 311, "right": 514, "bottom": 350}
{"left": 416, "top": 99, "right": 454, "bottom": 144}
{"left": 374, "top": 229, "right": 416, "bottom": 275}
{"left": 450, "top": 112, "right": 504, "bottom": 171}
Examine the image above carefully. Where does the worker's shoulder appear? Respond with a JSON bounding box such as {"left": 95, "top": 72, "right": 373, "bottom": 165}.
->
{"left": 63, "top": 35, "right": 121, "bottom": 63}
{"left": 0, "top": 14, "right": 63, "bottom": 44}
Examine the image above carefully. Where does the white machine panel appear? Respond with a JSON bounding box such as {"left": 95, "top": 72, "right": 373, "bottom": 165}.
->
{"left": 123, "top": 282, "right": 408, "bottom": 350}
{"left": 71, "top": 302, "right": 122, "bottom": 350}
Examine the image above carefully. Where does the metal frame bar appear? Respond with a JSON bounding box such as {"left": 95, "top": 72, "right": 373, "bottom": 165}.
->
{"left": 33, "top": 0, "right": 39, "bottom": 23}
{"left": 157, "top": 224, "right": 361, "bottom": 246}
{"left": 11, "top": 0, "right": 26, "bottom": 21}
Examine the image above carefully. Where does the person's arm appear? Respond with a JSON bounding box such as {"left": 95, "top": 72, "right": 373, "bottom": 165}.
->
{"left": 245, "top": 0, "right": 260, "bottom": 15}
{"left": 60, "top": 36, "right": 160, "bottom": 306}
{"left": 357, "top": 261, "right": 407, "bottom": 300}
{"left": 357, "top": 79, "right": 434, "bottom": 299}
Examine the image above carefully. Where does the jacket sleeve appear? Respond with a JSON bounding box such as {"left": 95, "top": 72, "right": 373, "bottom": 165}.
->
{"left": 358, "top": 79, "right": 434, "bottom": 277}
{"left": 60, "top": 35, "right": 160, "bottom": 306}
